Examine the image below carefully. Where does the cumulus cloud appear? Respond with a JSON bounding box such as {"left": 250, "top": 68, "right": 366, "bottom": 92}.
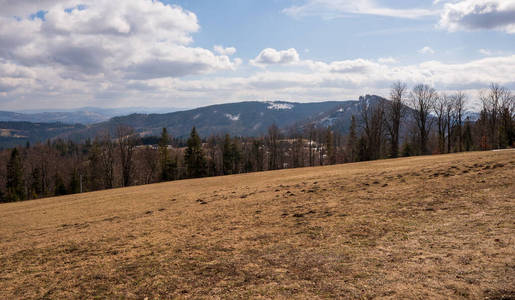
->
{"left": 0, "top": 0, "right": 241, "bottom": 101}
{"left": 419, "top": 46, "right": 436, "bottom": 54}
{"left": 148, "top": 54, "right": 515, "bottom": 108}
{"left": 250, "top": 48, "right": 300, "bottom": 67}
{"left": 377, "top": 57, "right": 398, "bottom": 64}
{"left": 438, "top": 0, "right": 515, "bottom": 33}
{"left": 214, "top": 45, "right": 237, "bottom": 56}
{"left": 283, "top": 0, "right": 437, "bottom": 19}
{"left": 0, "top": 0, "right": 513, "bottom": 110}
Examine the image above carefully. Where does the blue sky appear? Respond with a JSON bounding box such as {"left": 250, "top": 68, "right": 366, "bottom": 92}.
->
{"left": 167, "top": 0, "right": 512, "bottom": 64}
{"left": 0, "top": 0, "right": 514, "bottom": 110}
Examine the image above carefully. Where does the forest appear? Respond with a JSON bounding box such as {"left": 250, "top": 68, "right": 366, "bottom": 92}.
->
{"left": 1, "top": 82, "right": 513, "bottom": 203}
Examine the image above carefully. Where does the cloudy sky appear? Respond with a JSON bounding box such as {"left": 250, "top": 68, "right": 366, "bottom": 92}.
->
{"left": 0, "top": 0, "right": 514, "bottom": 110}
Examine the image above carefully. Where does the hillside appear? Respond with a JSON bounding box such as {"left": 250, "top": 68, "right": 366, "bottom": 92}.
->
{"left": 0, "top": 150, "right": 513, "bottom": 299}
{"left": 66, "top": 100, "right": 359, "bottom": 140}
{"left": 0, "top": 110, "right": 109, "bottom": 125}
{"left": 0, "top": 96, "right": 412, "bottom": 148}
{"left": 0, "top": 122, "right": 86, "bottom": 149}
{"left": 0, "top": 107, "right": 183, "bottom": 125}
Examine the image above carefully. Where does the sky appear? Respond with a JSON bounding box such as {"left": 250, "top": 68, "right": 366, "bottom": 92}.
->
{"left": 0, "top": 0, "right": 514, "bottom": 111}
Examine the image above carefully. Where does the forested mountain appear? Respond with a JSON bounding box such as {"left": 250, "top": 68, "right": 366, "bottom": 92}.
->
{"left": 0, "top": 111, "right": 109, "bottom": 125}
{"left": 0, "top": 107, "right": 182, "bottom": 125}
{"left": 0, "top": 96, "right": 483, "bottom": 148}
{"left": 0, "top": 122, "right": 86, "bottom": 149}
{"left": 64, "top": 100, "right": 360, "bottom": 140}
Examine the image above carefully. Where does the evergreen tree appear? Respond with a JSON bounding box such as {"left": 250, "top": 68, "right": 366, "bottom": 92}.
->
{"left": 463, "top": 120, "right": 473, "bottom": 151}
{"left": 30, "top": 167, "right": 43, "bottom": 199}
{"left": 231, "top": 138, "right": 242, "bottom": 174}
{"left": 401, "top": 142, "right": 413, "bottom": 157}
{"left": 88, "top": 141, "right": 104, "bottom": 190}
{"left": 222, "top": 134, "right": 233, "bottom": 175}
{"left": 69, "top": 169, "right": 80, "bottom": 194}
{"left": 326, "top": 127, "right": 336, "bottom": 165}
{"left": 54, "top": 173, "right": 67, "bottom": 196}
{"left": 159, "top": 128, "right": 174, "bottom": 181}
{"left": 346, "top": 115, "right": 357, "bottom": 162}
{"left": 252, "top": 140, "right": 263, "bottom": 172}
{"left": 162, "top": 156, "right": 177, "bottom": 181}
{"left": 357, "top": 135, "right": 368, "bottom": 162}
{"left": 6, "top": 148, "right": 25, "bottom": 202}
{"left": 184, "top": 127, "right": 207, "bottom": 178}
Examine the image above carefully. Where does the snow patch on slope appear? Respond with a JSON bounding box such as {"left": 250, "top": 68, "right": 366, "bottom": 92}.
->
{"left": 267, "top": 102, "right": 294, "bottom": 110}
{"left": 225, "top": 113, "right": 240, "bottom": 121}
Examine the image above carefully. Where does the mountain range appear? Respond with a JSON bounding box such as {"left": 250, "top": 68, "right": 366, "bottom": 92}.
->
{"left": 0, "top": 107, "right": 184, "bottom": 125}
{"left": 0, "top": 99, "right": 367, "bottom": 148}
{"left": 66, "top": 100, "right": 363, "bottom": 141}
{"left": 2, "top": 95, "right": 477, "bottom": 149}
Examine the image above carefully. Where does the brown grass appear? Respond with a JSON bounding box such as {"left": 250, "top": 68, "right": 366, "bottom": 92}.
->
{"left": 0, "top": 151, "right": 514, "bottom": 299}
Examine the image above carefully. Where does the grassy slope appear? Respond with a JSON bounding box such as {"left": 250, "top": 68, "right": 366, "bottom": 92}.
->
{"left": 0, "top": 151, "right": 514, "bottom": 299}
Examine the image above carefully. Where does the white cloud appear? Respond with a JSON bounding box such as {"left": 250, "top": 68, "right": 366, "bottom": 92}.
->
{"left": 140, "top": 54, "right": 515, "bottom": 109}
{"left": 378, "top": 57, "right": 397, "bottom": 64}
{"left": 283, "top": 0, "right": 438, "bottom": 19}
{"left": 438, "top": 0, "right": 515, "bottom": 34}
{"left": 0, "top": 0, "right": 514, "bottom": 110}
{"left": 479, "top": 48, "right": 493, "bottom": 55}
{"left": 250, "top": 48, "right": 300, "bottom": 67}
{"left": 214, "top": 45, "right": 237, "bottom": 56}
{"left": 0, "top": 0, "right": 241, "bottom": 96}
{"left": 419, "top": 46, "right": 436, "bottom": 54}
{"left": 478, "top": 48, "right": 506, "bottom": 56}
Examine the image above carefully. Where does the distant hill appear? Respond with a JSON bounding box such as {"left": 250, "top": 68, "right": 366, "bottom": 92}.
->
{"left": 4, "top": 96, "right": 475, "bottom": 148}
{"left": 65, "top": 100, "right": 360, "bottom": 140}
{"left": 0, "top": 111, "right": 109, "bottom": 125}
{"left": 0, "top": 122, "right": 85, "bottom": 149}
{"left": 0, "top": 98, "right": 396, "bottom": 147}
{"left": 0, "top": 107, "right": 183, "bottom": 125}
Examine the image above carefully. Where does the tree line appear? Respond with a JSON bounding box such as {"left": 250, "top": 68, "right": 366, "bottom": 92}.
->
{"left": 0, "top": 82, "right": 513, "bottom": 203}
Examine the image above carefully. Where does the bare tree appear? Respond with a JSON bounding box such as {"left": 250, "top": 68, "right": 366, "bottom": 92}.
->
{"left": 498, "top": 87, "right": 515, "bottom": 148}
{"left": 359, "top": 96, "right": 385, "bottom": 160}
{"left": 346, "top": 115, "right": 358, "bottom": 162}
{"left": 480, "top": 83, "right": 512, "bottom": 149}
{"left": 445, "top": 94, "right": 454, "bottom": 153}
{"left": 410, "top": 84, "right": 437, "bottom": 155}
{"left": 307, "top": 124, "right": 315, "bottom": 167}
{"left": 141, "top": 146, "right": 159, "bottom": 184}
{"left": 452, "top": 91, "right": 467, "bottom": 152}
{"left": 99, "top": 133, "right": 115, "bottom": 189}
{"left": 386, "top": 81, "right": 406, "bottom": 158}
{"left": 267, "top": 124, "right": 280, "bottom": 170}
{"left": 291, "top": 131, "right": 305, "bottom": 168}
{"left": 434, "top": 94, "right": 449, "bottom": 154}
{"left": 116, "top": 125, "right": 138, "bottom": 187}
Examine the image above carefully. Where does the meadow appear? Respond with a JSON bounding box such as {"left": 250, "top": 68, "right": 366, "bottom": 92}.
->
{"left": 0, "top": 151, "right": 513, "bottom": 299}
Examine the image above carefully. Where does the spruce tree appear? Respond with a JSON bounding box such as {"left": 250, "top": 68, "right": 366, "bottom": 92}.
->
{"left": 30, "top": 167, "right": 43, "bottom": 199}
{"left": 347, "top": 116, "right": 357, "bottom": 162}
{"left": 326, "top": 127, "right": 335, "bottom": 165}
{"left": 463, "top": 120, "right": 473, "bottom": 151}
{"left": 231, "top": 138, "right": 241, "bottom": 174}
{"left": 6, "top": 148, "right": 25, "bottom": 202}
{"left": 159, "top": 128, "right": 174, "bottom": 181}
{"left": 222, "top": 134, "right": 233, "bottom": 175}
{"left": 69, "top": 170, "right": 80, "bottom": 194}
{"left": 54, "top": 173, "right": 67, "bottom": 196}
{"left": 184, "top": 127, "right": 207, "bottom": 178}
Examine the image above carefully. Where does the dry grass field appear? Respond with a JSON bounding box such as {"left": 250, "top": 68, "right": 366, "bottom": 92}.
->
{"left": 0, "top": 151, "right": 514, "bottom": 299}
